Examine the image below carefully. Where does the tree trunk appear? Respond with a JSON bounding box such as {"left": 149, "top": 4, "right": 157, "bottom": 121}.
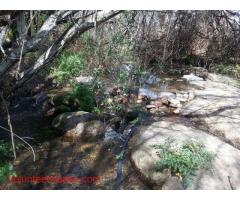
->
{"left": 0, "top": 11, "right": 69, "bottom": 77}
{"left": 14, "top": 10, "right": 122, "bottom": 88}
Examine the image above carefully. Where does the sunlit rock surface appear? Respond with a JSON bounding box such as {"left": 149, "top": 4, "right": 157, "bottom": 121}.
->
{"left": 129, "top": 119, "right": 240, "bottom": 189}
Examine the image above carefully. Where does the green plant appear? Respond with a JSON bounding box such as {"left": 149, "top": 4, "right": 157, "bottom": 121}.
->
{"left": 93, "top": 106, "right": 101, "bottom": 115}
{"left": 0, "top": 163, "right": 16, "bottom": 184}
{"left": 115, "top": 103, "right": 123, "bottom": 113}
{"left": 0, "top": 141, "right": 17, "bottom": 185}
{"left": 50, "top": 51, "right": 86, "bottom": 84}
{"left": 153, "top": 137, "right": 215, "bottom": 188}
{"left": 118, "top": 70, "right": 129, "bottom": 84}
{"left": 0, "top": 141, "right": 13, "bottom": 159}
{"left": 116, "top": 152, "right": 124, "bottom": 161}
{"left": 70, "top": 84, "right": 96, "bottom": 112}
{"left": 211, "top": 64, "right": 240, "bottom": 79}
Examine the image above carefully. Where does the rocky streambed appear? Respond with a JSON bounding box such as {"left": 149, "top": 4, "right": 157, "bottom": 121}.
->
{"left": 2, "top": 70, "right": 240, "bottom": 190}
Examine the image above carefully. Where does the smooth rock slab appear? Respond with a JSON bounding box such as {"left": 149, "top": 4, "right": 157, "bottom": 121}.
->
{"left": 181, "top": 75, "right": 240, "bottom": 148}
{"left": 129, "top": 119, "right": 240, "bottom": 189}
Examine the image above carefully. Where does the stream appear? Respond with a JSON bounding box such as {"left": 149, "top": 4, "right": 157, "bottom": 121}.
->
{"left": 1, "top": 73, "right": 235, "bottom": 190}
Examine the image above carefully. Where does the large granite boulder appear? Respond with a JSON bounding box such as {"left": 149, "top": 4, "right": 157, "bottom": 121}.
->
{"left": 52, "top": 111, "right": 104, "bottom": 141}
{"left": 181, "top": 74, "right": 240, "bottom": 148}
{"left": 129, "top": 118, "right": 240, "bottom": 189}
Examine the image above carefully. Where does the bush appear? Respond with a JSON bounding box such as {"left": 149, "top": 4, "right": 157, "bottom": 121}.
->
{"left": 0, "top": 141, "right": 17, "bottom": 185}
{"left": 0, "top": 163, "right": 16, "bottom": 184}
{"left": 211, "top": 64, "right": 240, "bottom": 79}
{"left": 70, "top": 84, "right": 96, "bottom": 112}
{"left": 153, "top": 137, "right": 215, "bottom": 187}
{"left": 50, "top": 51, "right": 86, "bottom": 84}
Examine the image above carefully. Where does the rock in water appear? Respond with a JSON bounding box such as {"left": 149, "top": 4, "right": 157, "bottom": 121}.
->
{"left": 129, "top": 119, "right": 240, "bottom": 189}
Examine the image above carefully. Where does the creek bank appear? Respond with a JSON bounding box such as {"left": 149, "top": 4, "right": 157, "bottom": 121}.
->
{"left": 6, "top": 66, "right": 240, "bottom": 190}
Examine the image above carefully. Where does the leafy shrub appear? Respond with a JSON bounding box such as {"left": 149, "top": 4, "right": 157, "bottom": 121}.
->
{"left": 153, "top": 137, "right": 215, "bottom": 187}
{"left": 118, "top": 70, "right": 129, "bottom": 84}
{"left": 70, "top": 84, "right": 96, "bottom": 112}
{"left": 211, "top": 64, "right": 240, "bottom": 79}
{"left": 0, "top": 163, "right": 16, "bottom": 184}
{"left": 50, "top": 51, "right": 86, "bottom": 84}
{"left": 0, "top": 141, "right": 17, "bottom": 185}
{"left": 0, "top": 141, "right": 13, "bottom": 159}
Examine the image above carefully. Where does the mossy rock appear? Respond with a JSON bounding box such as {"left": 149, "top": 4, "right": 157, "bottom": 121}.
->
{"left": 50, "top": 93, "right": 80, "bottom": 111}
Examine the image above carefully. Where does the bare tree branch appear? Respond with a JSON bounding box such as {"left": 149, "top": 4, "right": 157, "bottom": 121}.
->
{"left": 15, "top": 10, "right": 122, "bottom": 88}
{"left": 0, "top": 10, "right": 69, "bottom": 77}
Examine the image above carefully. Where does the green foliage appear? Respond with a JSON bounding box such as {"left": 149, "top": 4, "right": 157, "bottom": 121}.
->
{"left": 118, "top": 70, "right": 129, "bottom": 84}
{"left": 93, "top": 106, "right": 101, "bottom": 115}
{"left": 0, "top": 141, "right": 13, "bottom": 159}
{"left": 50, "top": 51, "right": 86, "bottom": 84}
{"left": 0, "top": 141, "right": 16, "bottom": 185}
{"left": 133, "top": 68, "right": 149, "bottom": 79}
{"left": 153, "top": 137, "right": 215, "bottom": 188}
{"left": 114, "top": 103, "right": 123, "bottom": 113}
{"left": 211, "top": 64, "right": 240, "bottom": 79}
{"left": 70, "top": 84, "right": 96, "bottom": 112}
{"left": 116, "top": 152, "right": 124, "bottom": 161}
{"left": 108, "top": 31, "right": 134, "bottom": 64}
{"left": 0, "top": 163, "right": 16, "bottom": 184}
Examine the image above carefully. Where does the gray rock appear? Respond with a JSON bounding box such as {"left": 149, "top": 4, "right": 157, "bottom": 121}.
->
{"left": 139, "top": 74, "right": 161, "bottom": 85}
{"left": 161, "top": 176, "right": 184, "bottom": 190}
{"left": 182, "top": 74, "right": 204, "bottom": 81}
{"left": 75, "top": 75, "right": 93, "bottom": 84}
{"left": 181, "top": 77, "right": 240, "bottom": 148}
{"left": 158, "top": 92, "right": 176, "bottom": 99}
{"left": 120, "top": 64, "right": 133, "bottom": 75}
{"left": 162, "top": 98, "right": 182, "bottom": 108}
{"left": 146, "top": 105, "right": 156, "bottom": 109}
{"left": 176, "top": 91, "right": 195, "bottom": 103}
{"left": 82, "top": 120, "right": 105, "bottom": 141}
{"left": 129, "top": 119, "right": 240, "bottom": 189}
{"left": 138, "top": 88, "right": 158, "bottom": 100}
{"left": 104, "top": 130, "right": 121, "bottom": 142}
{"left": 52, "top": 111, "right": 103, "bottom": 141}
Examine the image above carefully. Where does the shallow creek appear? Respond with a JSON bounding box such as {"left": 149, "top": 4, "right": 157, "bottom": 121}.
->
{"left": 2, "top": 76, "right": 200, "bottom": 190}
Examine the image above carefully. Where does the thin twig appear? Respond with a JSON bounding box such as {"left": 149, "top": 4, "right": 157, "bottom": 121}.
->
{"left": 0, "top": 124, "right": 36, "bottom": 162}
{"left": 0, "top": 91, "right": 16, "bottom": 159}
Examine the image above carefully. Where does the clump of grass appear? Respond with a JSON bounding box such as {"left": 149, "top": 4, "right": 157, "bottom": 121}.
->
{"left": 153, "top": 137, "right": 215, "bottom": 188}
